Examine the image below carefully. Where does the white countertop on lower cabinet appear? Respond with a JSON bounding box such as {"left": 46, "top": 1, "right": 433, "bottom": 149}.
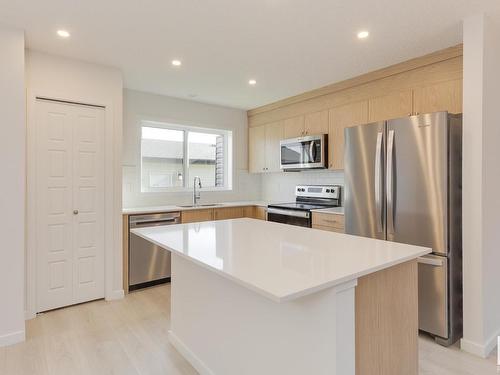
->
{"left": 122, "top": 200, "right": 270, "bottom": 215}
{"left": 131, "top": 218, "right": 430, "bottom": 302}
{"left": 311, "top": 207, "right": 345, "bottom": 215}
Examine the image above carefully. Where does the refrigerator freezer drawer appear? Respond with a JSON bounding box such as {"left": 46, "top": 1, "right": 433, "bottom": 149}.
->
{"left": 418, "top": 254, "right": 448, "bottom": 338}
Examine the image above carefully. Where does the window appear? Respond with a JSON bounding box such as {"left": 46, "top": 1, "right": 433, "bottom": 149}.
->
{"left": 141, "top": 121, "right": 232, "bottom": 192}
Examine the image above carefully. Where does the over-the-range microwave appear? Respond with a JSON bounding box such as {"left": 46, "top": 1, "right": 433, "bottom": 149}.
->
{"left": 280, "top": 134, "right": 327, "bottom": 171}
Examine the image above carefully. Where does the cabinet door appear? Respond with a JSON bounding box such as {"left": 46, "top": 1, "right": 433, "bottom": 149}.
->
{"left": 181, "top": 209, "right": 214, "bottom": 223}
{"left": 304, "top": 110, "right": 329, "bottom": 136}
{"left": 249, "top": 125, "right": 266, "bottom": 173}
{"left": 368, "top": 90, "right": 413, "bottom": 122}
{"left": 328, "top": 101, "right": 368, "bottom": 170}
{"left": 214, "top": 207, "right": 245, "bottom": 220}
{"left": 265, "top": 121, "right": 284, "bottom": 172}
{"left": 283, "top": 115, "right": 305, "bottom": 138}
{"left": 413, "top": 79, "right": 462, "bottom": 115}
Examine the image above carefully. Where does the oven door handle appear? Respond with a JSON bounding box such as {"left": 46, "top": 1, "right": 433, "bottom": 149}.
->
{"left": 267, "top": 207, "right": 310, "bottom": 218}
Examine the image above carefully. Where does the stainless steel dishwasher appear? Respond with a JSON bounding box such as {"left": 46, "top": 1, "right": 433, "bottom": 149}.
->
{"left": 129, "top": 212, "right": 180, "bottom": 291}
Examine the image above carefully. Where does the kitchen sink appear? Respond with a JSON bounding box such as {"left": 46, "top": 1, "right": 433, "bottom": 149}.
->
{"left": 177, "top": 204, "right": 224, "bottom": 208}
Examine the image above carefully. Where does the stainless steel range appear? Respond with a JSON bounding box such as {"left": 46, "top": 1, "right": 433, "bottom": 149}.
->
{"left": 267, "top": 185, "right": 341, "bottom": 227}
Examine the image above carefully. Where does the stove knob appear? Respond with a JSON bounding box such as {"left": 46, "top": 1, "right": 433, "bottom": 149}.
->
{"left": 326, "top": 189, "right": 330, "bottom": 193}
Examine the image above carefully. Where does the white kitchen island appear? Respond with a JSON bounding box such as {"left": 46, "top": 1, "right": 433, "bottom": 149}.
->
{"left": 132, "top": 218, "right": 430, "bottom": 375}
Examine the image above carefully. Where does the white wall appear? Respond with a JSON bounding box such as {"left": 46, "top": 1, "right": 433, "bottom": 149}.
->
{"left": 25, "top": 51, "right": 124, "bottom": 308}
{"left": 261, "top": 170, "right": 344, "bottom": 203}
{"left": 0, "top": 26, "right": 26, "bottom": 346}
{"left": 122, "top": 89, "right": 261, "bottom": 207}
{"left": 461, "top": 13, "right": 500, "bottom": 358}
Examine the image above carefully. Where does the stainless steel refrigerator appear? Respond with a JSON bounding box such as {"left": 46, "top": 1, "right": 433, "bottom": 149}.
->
{"left": 344, "top": 111, "right": 462, "bottom": 346}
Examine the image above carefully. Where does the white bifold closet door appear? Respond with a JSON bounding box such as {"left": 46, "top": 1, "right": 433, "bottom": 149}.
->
{"left": 35, "top": 99, "right": 105, "bottom": 312}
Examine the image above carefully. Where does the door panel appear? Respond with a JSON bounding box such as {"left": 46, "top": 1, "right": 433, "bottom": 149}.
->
{"left": 304, "top": 110, "right": 328, "bottom": 136}
{"left": 36, "top": 101, "right": 74, "bottom": 312}
{"left": 418, "top": 255, "right": 448, "bottom": 338}
{"left": 328, "top": 101, "right": 369, "bottom": 170}
{"left": 36, "top": 99, "right": 105, "bottom": 312}
{"left": 413, "top": 79, "right": 462, "bottom": 115}
{"left": 283, "top": 115, "right": 305, "bottom": 138}
{"left": 368, "top": 90, "right": 412, "bottom": 122}
{"left": 72, "top": 106, "right": 105, "bottom": 304}
{"left": 265, "top": 121, "right": 283, "bottom": 172}
{"left": 386, "top": 112, "right": 448, "bottom": 254}
{"left": 249, "top": 125, "right": 266, "bottom": 173}
{"left": 344, "top": 121, "right": 386, "bottom": 240}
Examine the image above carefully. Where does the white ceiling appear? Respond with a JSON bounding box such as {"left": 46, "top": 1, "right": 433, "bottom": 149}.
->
{"left": 1, "top": 0, "right": 499, "bottom": 109}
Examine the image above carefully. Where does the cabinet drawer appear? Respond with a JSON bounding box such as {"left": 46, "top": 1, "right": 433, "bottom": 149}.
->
{"left": 313, "top": 224, "right": 344, "bottom": 233}
{"left": 312, "top": 213, "right": 345, "bottom": 230}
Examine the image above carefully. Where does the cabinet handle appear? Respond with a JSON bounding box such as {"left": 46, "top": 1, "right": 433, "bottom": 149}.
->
{"left": 323, "top": 219, "right": 339, "bottom": 224}
{"left": 73, "top": 210, "right": 79, "bottom": 215}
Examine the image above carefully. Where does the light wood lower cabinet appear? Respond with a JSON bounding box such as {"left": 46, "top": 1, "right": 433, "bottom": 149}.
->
{"left": 356, "top": 260, "right": 418, "bottom": 375}
{"left": 181, "top": 209, "right": 214, "bottom": 223}
{"left": 253, "top": 206, "right": 267, "bottom": 220}
{"left": 213, "top": 207, "right": 245, "bottom": 220}
{"left": 312, "top": 212, "right": 345, "bottom": 233}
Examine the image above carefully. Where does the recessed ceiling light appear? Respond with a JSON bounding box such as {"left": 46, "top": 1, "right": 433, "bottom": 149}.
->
{"left": 57, "top": 30, "right": 70, "bottom": 38}
{"left": 357, "top": 31, "right": 369, "bottom": 39}
{"left": 248, "top": 79, "right": 257, "bottom": 85}
{"left": 172, "top": 60, "right": 182, "bottom": 66}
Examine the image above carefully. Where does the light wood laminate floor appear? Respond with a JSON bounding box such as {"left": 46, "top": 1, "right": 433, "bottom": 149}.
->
{"left": 0, "top": 284, "right": 497, "bottom": 375}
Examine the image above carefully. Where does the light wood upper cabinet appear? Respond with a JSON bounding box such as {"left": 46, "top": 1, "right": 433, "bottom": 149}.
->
{"left": 283, "top": 115, "right": 305, "bottom": 138}
{"left": 328, "top": 101, "right": 369, "bottom": 170}
{"left": 249, "top": 125, "right": 266, "bottom": 173}
{"left": 368, "top": 90, "right": 413, "bottom": 122}
{"left": 413, "top": 79, "right": 462, "bottom": 115}
{"left": 265, "top": 121, "right": 284, "bottom": 172}
{"left": 249, "top": 121, "right": 283, "bottom": 173}
{"left": 304, "top": 110, "right": 329, "bottom": 136}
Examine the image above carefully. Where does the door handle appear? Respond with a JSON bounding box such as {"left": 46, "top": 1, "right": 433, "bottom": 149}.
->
{"left": 417, "top": 256, "right": 443, "bottom": 267}
{"left": 386, "top": 129, "right": 395, "bottom": 235}
{"left": 374, "top": 131, "right": 383, "bottom": 232}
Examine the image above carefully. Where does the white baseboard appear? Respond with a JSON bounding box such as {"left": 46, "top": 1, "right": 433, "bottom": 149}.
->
{"left": 168, "top": 331, "right": 214, "bottom": 375}
{"left": 0, "top": 330, "right": 25, "bottom": 347}
{"left": 105, "top": 289, "right": 124, "bottom": 301}
{"left": 461, "top": 329, "right": 500, "bottom": 358}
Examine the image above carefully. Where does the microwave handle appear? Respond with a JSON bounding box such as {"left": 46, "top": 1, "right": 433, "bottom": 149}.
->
{"left": 309, "top": 141, "right": 315, "bottom": 162}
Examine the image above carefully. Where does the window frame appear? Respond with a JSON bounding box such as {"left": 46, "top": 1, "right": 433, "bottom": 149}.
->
{"left": 140, "top": 120, "right": 233, "bottom": 193}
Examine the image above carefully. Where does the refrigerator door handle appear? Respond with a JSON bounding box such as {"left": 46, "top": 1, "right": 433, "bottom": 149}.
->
{"left": 387, "top": 129, "right": 395, "bottom": 234}
{"left": 375, "top": 131, "right": 383, "bottom": 232}
{"left": 418, "top": 256, "right": 444, "bottom": 267}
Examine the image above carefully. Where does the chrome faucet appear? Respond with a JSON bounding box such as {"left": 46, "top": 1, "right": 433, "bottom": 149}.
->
{"left": 193, "top": 176, "right": 202, "bottom": 206}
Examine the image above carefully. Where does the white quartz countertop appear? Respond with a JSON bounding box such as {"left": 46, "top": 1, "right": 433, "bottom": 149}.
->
{"left": 311, "top": 207, "right": 344, "bottom": 215}
{"left": 123, "top": 200, "right": 269, "bottom": 215}
{"left": 131, "top": 218, "right": 430, "bottom": 302}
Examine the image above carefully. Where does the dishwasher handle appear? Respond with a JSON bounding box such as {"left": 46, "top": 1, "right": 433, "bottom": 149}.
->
{"left": 129, "top": 212, "right": 181, "bottom": 228}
